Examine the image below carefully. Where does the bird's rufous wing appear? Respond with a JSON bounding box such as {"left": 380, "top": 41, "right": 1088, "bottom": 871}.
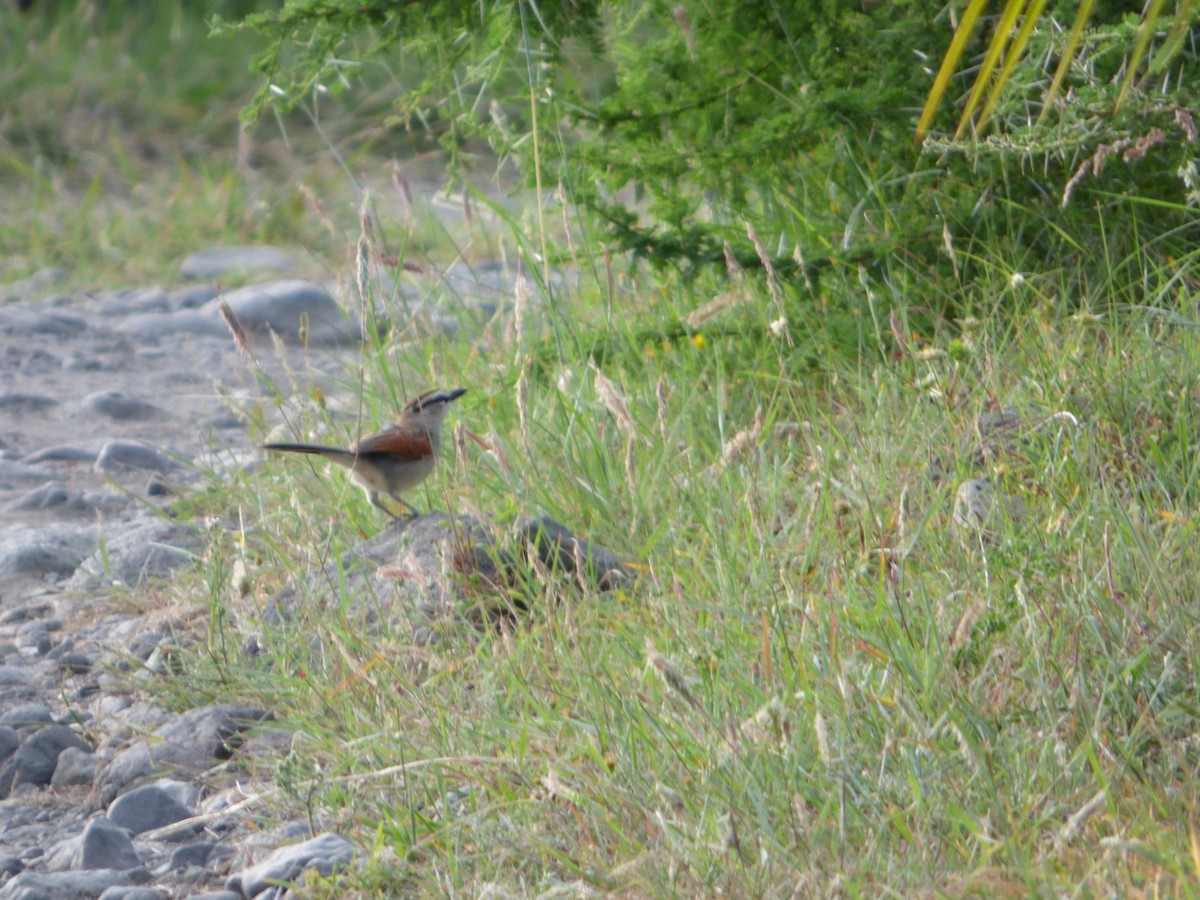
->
{"left": 352, "top": 427, "right": 433, "bottom": 460}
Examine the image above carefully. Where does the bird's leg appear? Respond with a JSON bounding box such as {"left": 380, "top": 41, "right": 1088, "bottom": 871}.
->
{"left": 367, "top": 492, "right": 401, "bottom": 520}
{"left": 391, "top": 493, "right": 421, "bottom": 518}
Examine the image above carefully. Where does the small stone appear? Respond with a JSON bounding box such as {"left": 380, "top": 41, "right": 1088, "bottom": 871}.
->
{"left": 0, "top": 725, "right": 91, "bottom": 798}
{"left": 58, "top": 653, "right": 97, "bottom": 675}
{"left": 0, "top": 523, "right": 96, "bottom": 577}
{"left": 0, "top": 304, "right": 85, "bottom": 337}
{"left": 517, "top": 515, "right": 629, "bottom": 590}
{"left": 0, "top": 726, "right": 19, "bottom": 763}
{"left": 96, "top": 704, "right": 270, "bottom": 803}
{"left": 51, "top": 746, "right": 97, "bottom": 788}
{"left": 224, "top": 832, "right": 357, "bottom": 898}
{"left": 107, "top": 782, "right": 195, "bottom": 837}
{"left": 0, "top": 666, "right": 33, "bottom": 687}
{"left": 97, "top": 888, "right": 167, "bottom": 900}
{"left": 167, "top": 841, "right": 215, "bottom": 870}
{"left": 0, "top": 704, "right": 54, "bottom": 729}
{"left": 93, "top": 442, "right": 178, "bottom": 475}
{"left": 83, "top": 391, "right": 164, "bottom": 422}
{"left": 68, "top": 518, "right": 200, "bottom": 590}
{"left": 0, "top": 393, "right": 58, "bottom": 412}
{"left": 0, "top": 867, "right": 152, "bottom": 899}
{"left": 72, "top": 817, "right": 141, "bottom": 870}
{"left": 21, "top": 442, "right": 108, "bottom": 465}
{"left": 0, "top": 855, "right": 23, "bottom": 877}
{"left": 168, "top": 284, "right": 220, "bottom": 309}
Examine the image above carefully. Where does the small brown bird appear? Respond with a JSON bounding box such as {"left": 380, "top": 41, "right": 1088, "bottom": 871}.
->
{"left": 262, "top": 387, "right": 466, "bottom": 518}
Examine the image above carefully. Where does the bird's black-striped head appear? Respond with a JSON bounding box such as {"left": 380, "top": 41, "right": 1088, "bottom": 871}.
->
{"left": 404, "top": 387, "right": 467, "bottom": 415}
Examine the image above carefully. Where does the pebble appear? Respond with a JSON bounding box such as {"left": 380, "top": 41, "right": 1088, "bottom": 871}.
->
{"left": 121, "top": 279, "right": 358, "bottom": 345}
{"left": 50, "top": 747, "right": 98, "bottom": 788}
{"left": 0, "top": 524, "right": 96, "bottom": 577}
{"left": 83, "top": 392, "right": 165, "bottom": 423}
{"left": 0, "top": 866, "right": 153, "bottom": 899}
{"left": 93, "top": 442, "right": 179, "bottom": 475}
{"left": 0, "top": 704, "right": 54, "bottom": 729}
{"left": 0, "top": 393, "right": 58, "bottom": 413}
{"left": 62, "top": 816, "right": 142, "bottom": 871}
{"left": 223, "top": 832, "right": 357, "bottom": 898}
{"left": 96, "top": 704, "right": 270, "bottom": 804}
{"left": 68, "top": 518, "right": 200, "bottom": 589}
{"left": 0, "top": 725, "right": 91, "bottom": 798}
{"left": 107, "top": 781, "right": 197, "bottom": 837}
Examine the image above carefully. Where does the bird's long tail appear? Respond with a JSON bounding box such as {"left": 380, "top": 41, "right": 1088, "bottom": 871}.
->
{"left": 261, "top": 443, "right": 357, "bottom": 467}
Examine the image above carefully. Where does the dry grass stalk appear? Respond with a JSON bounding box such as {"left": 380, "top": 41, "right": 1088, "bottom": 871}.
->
{"left": 645, "top": 643, "right": 703, "bottom": 713}
{"left": 814, "top": 708, "right": 830, "bottom": 765}
{"left": 1053, "top": 790, "right": 1107, "bottom": 852}
{"left": 589, "top": 358, "right": 636, "bottom": 435}
{"left": 516, "top": 367, "right": 531, "bottom": 452}
{"left": 950, "top": 595, "right": 985, "bottom": 650}
{"left": 655, "top": 378, "right": 669, "bottom": 444}
{"left": 218, "top": 297, "right": 255, "bottom": 364}
{"left": 686, "top": 291, "right": 746, "bottom": 328}
{"left": 704, "top": 406, "right": 765, "bottom": 476}
{"left": 298, "top": 183, "right": 338, "bottom": 237}
{"left": 389, "top": 160, "right": 414, "bottom": 222}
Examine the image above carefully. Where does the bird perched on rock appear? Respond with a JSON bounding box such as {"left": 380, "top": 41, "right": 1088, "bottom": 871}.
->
{"left": 262, "top": 387, "right": 466, "bottom": 518}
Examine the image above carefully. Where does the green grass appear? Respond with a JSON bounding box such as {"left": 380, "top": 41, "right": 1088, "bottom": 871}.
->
{"left": 176, "top": 253, "right": 1200, "bottom": 895}
{"left": 8, "top": 2, "right": 1200, "bottom": 896}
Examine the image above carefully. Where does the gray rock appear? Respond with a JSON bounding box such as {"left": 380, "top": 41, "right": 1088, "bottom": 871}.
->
{"left": 167, "top": 841, "right": 215, "bottom": 870}
{"left": 0, "top": 704, "right": 54, "bottom": 729}
{"left": 0, "top": 867, "right": 152, "bottom": 900}
{"left": 118, "top": 309, "right": 229, "bottom": 342}
{"left": 57, "top": 652, "right": 98, "bottom": 675}
{"left": 168, "top": 284, "right": 220, "bottom": 309}
{"left": 224, "top": 832, "right": 356, "bottom": 898}
{"left": 517, "top": 515, "right": 628, "bottom": 590}
{"left": 93, "top": 442, "right": 179, "bottom": 475}
{"left": 97, "top": 889, "right": 166, "bottom": 900}
{"left": 93, "top": 287, "right": 170, "bottom": 316}
{"left": 0, "top": 524, "right": 96, "bottom": 577}
{"left": 184, "top": 893, "right": 241, "bottom": 900}
{"left": 5, "top": 482, "right": 131, "bottom": 516}
{"left": 1, "top": 604, "right": 51, "bottom": 625}
{"left": 96, "top": 704, "right": 270, "bottom": 803}
{"left": 0, "top": 726, "right": 19, "bottom": 762}
{"left": 0, "top": 459, "right": 52, "bottom": 484}
{"left": 71, "top": 817, "right": 141, "bottom": 871}
{"left": 50, "top": 747, "right": 98, "bottom": 788}
{"left": 0, "top": 667, "right": 33, "bottom": 687}
{"left": 0, "top": 305, "right": 86, "bottom": 337}
{"left": 221, "top": 279, "right": 353, "bottom": 344}
{"left": 0, "top": 856, "right": 23, "bottom": 877}
{"left": 122, "top": 280, "right": 355, "bottom": 345}
{"left": 68, "top": 518, "right": 200, "bottom": 589}
{"left": 82, "top": 392, "right": 164, "bottom": 423}
{"left": 0, "top": 393, "right": 58, "bottom": 412}
{"left": 15, "top": 621, "right": 60, "bottom": 658}
{"left": 180, "top": 246, "right": 298, "bottom": 280}
{"left": 107, "top": 782, "right": 195, "bottom": 837}
{"left": 0, "top": 725, "right": 91, "bottom": 798}
{"left": 20, "top": 442, "right": 108, "bottom": 465}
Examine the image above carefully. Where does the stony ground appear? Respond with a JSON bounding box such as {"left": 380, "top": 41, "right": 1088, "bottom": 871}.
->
{"left": 0, "top": 247, "right": 554, "bottom": 899}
